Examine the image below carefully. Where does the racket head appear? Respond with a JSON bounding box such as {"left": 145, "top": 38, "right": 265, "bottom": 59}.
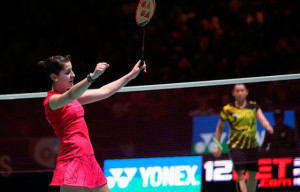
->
{"left": 136, "top": 0, "right": 156, "bottom": 26}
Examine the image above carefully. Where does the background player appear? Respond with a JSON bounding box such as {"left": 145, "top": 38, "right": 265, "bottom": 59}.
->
{"left": 213, "top": 84, "right": 273, "bottom": 192}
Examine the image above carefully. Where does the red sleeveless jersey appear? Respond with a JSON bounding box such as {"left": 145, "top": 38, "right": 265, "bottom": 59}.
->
{"left": 44, "top": 91, "right": 94, "bottom": 161}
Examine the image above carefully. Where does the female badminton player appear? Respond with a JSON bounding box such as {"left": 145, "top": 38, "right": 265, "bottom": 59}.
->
{"left": 38, "top": 55, "right": 146, "bottom": 192}
{"left": 213, "top": 84, "right": 273, "bottom": 192}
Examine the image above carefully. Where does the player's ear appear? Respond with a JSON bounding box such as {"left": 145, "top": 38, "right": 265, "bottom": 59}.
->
{"left": 50, "top": 73, "right": 58, "bottom": 82}
{"left": 232, "top": 88, "right": 236, "bottom": 97}
{"left": 245, "top": 88, "right": 249, "bottom": 96}
{"left": 232, "top": 84, "right": 237, "bottom": 97}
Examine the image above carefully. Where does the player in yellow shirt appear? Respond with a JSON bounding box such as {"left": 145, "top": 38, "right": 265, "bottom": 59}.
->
{"left": 213, "top": 84, "right": 273, "bottom": 192}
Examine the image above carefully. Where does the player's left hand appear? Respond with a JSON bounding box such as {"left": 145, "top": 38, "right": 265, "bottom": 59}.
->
{"left": 213, "top": 147, "right": 221, "bottom": 158}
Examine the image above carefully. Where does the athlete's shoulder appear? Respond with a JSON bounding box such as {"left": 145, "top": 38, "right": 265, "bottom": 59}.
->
{"left": 221, "top": 103, "right": 236, "bottom": 115}
{"left": 249, "top": 101, "right": 257, "bottom": 105}
{"left": 247, "top": 101, "right": 260, "bottom": 109}
{"left": 43, "top": 90, "right": 61, "bottom": 106}
{"left": 223, "top": 103, "right": 235, "bottom": 110}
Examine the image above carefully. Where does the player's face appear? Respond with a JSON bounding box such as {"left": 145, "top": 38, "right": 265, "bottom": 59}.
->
{"left": 232, "top": 84, "right": 248, "bottom": 102}
{"left": 53, "top": 61, "right": 75, "bottom": 91}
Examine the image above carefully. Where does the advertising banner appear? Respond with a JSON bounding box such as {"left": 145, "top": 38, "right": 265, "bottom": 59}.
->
{"left": 104, "top": 156, "right": 203, "bottom": 192}
{"left": 202, "top": 157, "right": 300, "bottom": 190}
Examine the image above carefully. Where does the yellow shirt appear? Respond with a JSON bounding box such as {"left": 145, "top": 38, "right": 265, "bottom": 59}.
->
{"left": 220, "top": 101, "right": 260, "bottom": 149}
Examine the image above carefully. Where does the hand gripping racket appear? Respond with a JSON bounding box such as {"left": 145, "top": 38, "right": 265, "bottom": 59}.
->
{"left": 136, "top": 0, "right": 156, "bottom": 67}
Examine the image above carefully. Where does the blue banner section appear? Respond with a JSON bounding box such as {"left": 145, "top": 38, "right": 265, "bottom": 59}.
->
{"left": 104, "top": 156, "right": 202, "bottom": 192}
{"left": 192, "top": 110, "right": 295, "bottom": 154}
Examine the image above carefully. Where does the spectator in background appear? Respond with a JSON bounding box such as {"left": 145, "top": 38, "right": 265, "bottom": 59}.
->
{"left": 262, "top": 109, "right": 299, "bottom": 154}
{"left": 1, "top": 1, "right": 300, "bottom": 95}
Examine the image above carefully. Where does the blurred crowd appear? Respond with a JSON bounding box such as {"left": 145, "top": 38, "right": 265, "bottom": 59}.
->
{"left": 0, "top": 0, "right": 299, "bottom": 94}
{"left": 1, "top": 2, "right": 300, "bottom": 189}
{"left": 1, "top": 0, "right": 300, "bottom": 142}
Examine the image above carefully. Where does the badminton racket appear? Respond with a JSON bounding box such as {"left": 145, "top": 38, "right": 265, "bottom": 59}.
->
{"left": 213, "top": 137, "right": 223, "bottom": 151}
{"left": 135, "top": 0, "right": 156, "bottom": 67}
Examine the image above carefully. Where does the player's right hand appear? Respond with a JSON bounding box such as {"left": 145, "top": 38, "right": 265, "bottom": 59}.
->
{"left": 91, "top": 62, "right": 110, "bottom": 80}
{"left": 129, "top": 60, "right": 147, "bottom": 80}
{"left": 213, "top": 147, "right": 221, "bottom": 158}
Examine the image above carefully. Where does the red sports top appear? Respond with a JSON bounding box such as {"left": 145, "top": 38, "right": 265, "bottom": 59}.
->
{"left": 44, "top": 90, "right": 94, "bottom": 161}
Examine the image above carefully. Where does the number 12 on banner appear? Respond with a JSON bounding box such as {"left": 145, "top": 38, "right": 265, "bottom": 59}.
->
{"left": 204, "top": 160, "right": 233, "bottom": 182}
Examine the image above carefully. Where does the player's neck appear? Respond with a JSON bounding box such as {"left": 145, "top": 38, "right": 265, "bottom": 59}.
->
{"left": 235, "top": 100, "right": 247, "bottom": 109}
{"left": 52, "top": 85, "right": 67, "bottom": 94}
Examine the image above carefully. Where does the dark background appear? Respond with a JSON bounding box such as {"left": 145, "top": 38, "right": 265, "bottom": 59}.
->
{"left": 0, "top": 0, "right": 299, "bottom": 94}
{"left": 0, "top": 0, "right": 300, "bottom": 192}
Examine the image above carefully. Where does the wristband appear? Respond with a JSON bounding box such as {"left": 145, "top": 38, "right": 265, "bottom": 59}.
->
{"left": 87, "top": 73, "right": 95, "bottom": 83}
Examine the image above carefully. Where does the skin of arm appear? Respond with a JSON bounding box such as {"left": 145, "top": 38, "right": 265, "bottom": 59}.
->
{"left": 213, "top": 119, "right": 226, "bottom": 157}
{"left": 49, "top": 62, "right": 109, "bottom": 110}
{"left": 256, "top": 108, "right": 274, "bottom": 134}
{"left": 49, "top": 61, "right": 145, "bottom": 110}
{"left": 78, "top": 61, "right": 145, "bottom": 105}
{"left": 49, "top": 77, "right": 93, "bottom": 110}
{"left": 78, "top": 73, "right": 132, "bottom": 105}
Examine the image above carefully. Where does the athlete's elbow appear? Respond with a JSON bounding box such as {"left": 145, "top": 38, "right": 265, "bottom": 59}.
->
{"left": 99, "top": 87, "right": 115, "bottom": 98}
{"left": 67, "top": 91, "right": 80, "bottom": 101}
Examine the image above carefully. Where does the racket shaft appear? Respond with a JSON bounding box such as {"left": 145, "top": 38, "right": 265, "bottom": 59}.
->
{"left": 139, "top": 27, "right": 146, "bottom": 67}
{"left": 213, "top": 137, "right": 223, "bottom": 150}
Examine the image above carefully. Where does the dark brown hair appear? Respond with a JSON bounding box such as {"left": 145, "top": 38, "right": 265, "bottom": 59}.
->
{"left": 38, "top": 55, "right": 71, "bottom": 84}
{"left": 233, "top": 83, "right": 248, "bottom": 90}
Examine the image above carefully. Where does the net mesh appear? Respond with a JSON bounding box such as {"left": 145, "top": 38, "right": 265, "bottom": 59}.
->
{"left": 0, "top": 75, "right": 299, "bottom": 190}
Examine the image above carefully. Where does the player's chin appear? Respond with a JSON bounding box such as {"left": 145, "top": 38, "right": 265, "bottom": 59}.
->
{"left": 67, "top": 82, "right": 73, "bottom": 89}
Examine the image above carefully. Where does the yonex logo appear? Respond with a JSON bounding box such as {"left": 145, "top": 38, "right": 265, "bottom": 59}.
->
{"left": 104, "top": 156, "right": 202, "bottom": 191}
{"left": 194, "top": 131, "right": 266, "bottom": 154}
{"left": 139, "top": 165, "right": 200, "bottom": 187}
{"left": 106, "top": 165, "right": 200, "bottom": 189}
{"left": 194, "top": 133, "right": 227, "bottom": 154}
{"left": 106, "top": 168, "right": 137, "bottom": 189}
{"left": 140, "top": 0, "right": 151, "bottom": 19}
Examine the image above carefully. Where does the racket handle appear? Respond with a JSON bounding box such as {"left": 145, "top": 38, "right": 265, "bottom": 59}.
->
{"left": 140, "top": 51, "right": 144, "bottom": 67}
{"left": 139, "top": 52, "right": 145, "bottom": 75}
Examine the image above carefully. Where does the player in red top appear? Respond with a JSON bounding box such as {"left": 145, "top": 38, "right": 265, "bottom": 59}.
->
{"left": 39, "top": 55, "right": 146, "bottom": 192}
